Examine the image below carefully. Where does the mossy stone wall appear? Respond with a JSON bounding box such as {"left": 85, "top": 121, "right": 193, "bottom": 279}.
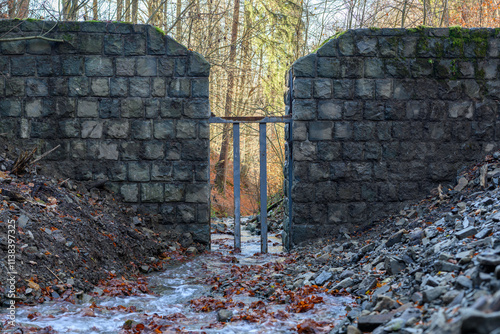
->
{"left": 286, "top": 27, "right": 500, "bottom": 245}
{"left": 0, "top": 20, "right": 211, "bottom": 243}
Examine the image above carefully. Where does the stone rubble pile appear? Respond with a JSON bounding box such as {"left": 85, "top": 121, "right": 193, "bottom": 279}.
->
{"left": 286, "top": 153, "right": 500, "bottom": 333}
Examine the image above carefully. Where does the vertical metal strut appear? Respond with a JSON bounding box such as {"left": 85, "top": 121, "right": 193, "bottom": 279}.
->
{"left": 259, "top": 123, "right": 268, "bottom": 253}
{"left": 233, "top": 123, "right": 241, "bottom": 250}
{"left": 287, "top": 70, "right": 294, "bottom": 252}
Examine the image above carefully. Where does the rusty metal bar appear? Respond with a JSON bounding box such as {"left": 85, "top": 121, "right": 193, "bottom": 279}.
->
{"left": 260, "top": 123, "right": 268, "bottom": 253}
{"left": 209, "top": 115, "right": 292, "bottom": 124}
{"left": 287, "top": 69, "right": 294, "bottom": 252}
{"left": 233, "top": 122, "right": 241, "bottom": 251}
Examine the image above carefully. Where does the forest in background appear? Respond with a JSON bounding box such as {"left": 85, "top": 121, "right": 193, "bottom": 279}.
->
{"left": 2, "top": 0, "right": 500, "bottom": 216}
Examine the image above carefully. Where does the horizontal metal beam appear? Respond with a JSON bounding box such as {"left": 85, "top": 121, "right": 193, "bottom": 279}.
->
{"left": 209, "top": 115, "right": 292, "bottom": 124}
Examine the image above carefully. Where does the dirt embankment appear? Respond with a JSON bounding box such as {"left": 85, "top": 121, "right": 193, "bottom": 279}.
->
{"left": 0, "top": 148, "right": 204, "bottom": 307}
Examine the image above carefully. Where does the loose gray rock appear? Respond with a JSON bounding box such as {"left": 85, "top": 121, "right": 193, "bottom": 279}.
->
{"left": 340, "top": 270, "right": 355, "bottom": 279}
{"left": 357, "top": 276, "right": 378, "bottom": 294}
{"left": 476, "top": 227, "right": 493, "bottom": 239}
{"left": 315, "top": 271, "right": 333, "bottom": 285}
{"left": 385, "top": 256, "right": 406, "bottom": 275}
{"left": 217, "top": 309, "right": 233, "bottom": 322}
{"left": 17, "top": 214, "right": 29, "bottom": 228}
{"left": 373, "top": 295, "right": 399, "bottom": 312}
{"left": 442, "top": 290, "right": 461, "bottom": 305}
{"left": 434, "top": 260, "right": 461, "bottom": 272}
{"left": 423, "top": 286, "right": 447, "bottom": 303}
{"left": 478, "top": 253, "right": 500, "bottom": 267}
{"left": 335, "top": 277, "right": 354, "bottom": 290}
{"left": 346, "top": 325, "right": 362, "bottom": 334}
{"left": 461, "top": 309, "right": 500, "bottom": 334}
{"left": 455, "top": 226, "right": 478, "bottom": 240}
{"left": 456, "top": 275, "right": 473, "bottom": 289}
{"left": 386, "top": 230, "right": 406, "bottom": 247}
{"left": 358, "top": 312, "right": 397, "bottom": 332}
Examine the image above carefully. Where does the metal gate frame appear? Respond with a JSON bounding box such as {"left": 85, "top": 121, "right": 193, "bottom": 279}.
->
{"left": 209, "top": 115, "right": 292, "bottom": 253}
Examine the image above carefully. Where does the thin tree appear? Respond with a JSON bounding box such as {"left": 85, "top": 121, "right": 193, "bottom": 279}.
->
{"left": 131, "top": 0, "right": 138, "bottom": 23}
{"left": 117, "top": 0, "right": 123, "bottom": 21}
{"left": 176, "top": 0, "right": 182, "bottom": 40}
{"left": 214, "top": 0, "right": 241, "bottom": 193}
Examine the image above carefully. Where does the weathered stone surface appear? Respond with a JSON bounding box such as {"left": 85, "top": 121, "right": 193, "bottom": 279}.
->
{"left": 130, "top": 77, "right": 150, "bottom": 97}
{"left": 309, "top": 122, "right": 333, "bottom": 141}
{"left": 293, "top": 54, "right": 316, "bottom": 77}
{"left": 121, "top": 183, "right": 139, "bottom": 202}
{"left": 128, "top": 162, "right": 151, "bottom": 181}
{"left": 168, "top": 78, "right": 190, "bottom": 97}
{"left": 81, "top": 121, "right": 103, "bottom": 139}
{"left": 188, "top": 51, "right": 210, "bottom": 77}
{"left": 185, "top": 184, "right": 209, "bottom": 203}
{"left": 141, "top": 183, "right": 164, "bottom": 202}
{"left": 85, "top": 57, "right": 113, "bottom": 76}
{"left": 98, "top": 142, "right": 119, "bottom": 160}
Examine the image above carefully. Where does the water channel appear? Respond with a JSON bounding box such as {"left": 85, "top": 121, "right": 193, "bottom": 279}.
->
{"left": 1, "top": 218, "right": 352, "bottom": 333}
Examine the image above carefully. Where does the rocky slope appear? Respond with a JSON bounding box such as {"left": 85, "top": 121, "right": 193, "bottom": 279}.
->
{"left": 283, "top": 152, "right": 500, "bottom": 334}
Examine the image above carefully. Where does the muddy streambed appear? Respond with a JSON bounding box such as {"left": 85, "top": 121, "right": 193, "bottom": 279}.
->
{"left": 1, "top": 218, "right": 353, "bottom": 333}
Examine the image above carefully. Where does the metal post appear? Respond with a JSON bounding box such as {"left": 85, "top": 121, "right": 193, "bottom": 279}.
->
{"left": 287, "top": 70, "right": 294, "bottom": 252}
{"left": 233, "top": 123, "right": 241, "bottom": 251}
{"left": 259, "top": 123, "right": 267, "bottom": 253}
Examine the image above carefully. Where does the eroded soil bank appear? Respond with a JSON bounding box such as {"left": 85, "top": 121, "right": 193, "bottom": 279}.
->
{"left": 0, "top": 150, "right": 205, "bottom": 308}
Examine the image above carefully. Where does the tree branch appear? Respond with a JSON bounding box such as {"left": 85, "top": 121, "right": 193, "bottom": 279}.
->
{"left": 0, "top": 35, "right": 65, "bottom": 43}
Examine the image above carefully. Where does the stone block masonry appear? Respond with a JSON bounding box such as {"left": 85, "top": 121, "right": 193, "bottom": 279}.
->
{"left": 286, "top": 27, "right": 500, "bottom": 245}
{"left": 0, "top": 20, "right": 210, "bottom": 243}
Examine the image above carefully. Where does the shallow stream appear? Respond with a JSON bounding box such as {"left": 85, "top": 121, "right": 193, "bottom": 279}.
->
{"left": 2, "top": 218, "right": 352, "bottom": 333}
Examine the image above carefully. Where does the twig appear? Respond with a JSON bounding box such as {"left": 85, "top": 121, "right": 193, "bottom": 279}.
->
{"left": 33, "top": 145, "right": 61, "bottom": 164}
{"left": 45, "top": 265, "right": 64, "bottom": 284}
{"left": 0, "top": 133, "right": 6, "bottom": 136}
{"left": 0, "top": 35, "right": 65, "bottom": 43}
{"left": 59, "top": 178, "right": 71, "bottom": 186}
{"left": 11, "top": 147, "right": 37, "bottom": 175}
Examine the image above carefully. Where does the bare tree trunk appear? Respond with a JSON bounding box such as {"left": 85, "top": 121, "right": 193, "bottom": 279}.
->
{"left": 8, "top": 0, "right": 15, "bottom": 18}
{"left": 18, "top": 0, "right": 30, "bottom": 18}
{"left": 214, "top": 0, "right": 241, "bottom": 193}
{"left": 401, "top": 0, "right": 408, "bottom": 27}
{"left": 116, "top": 0, "right": 123, "bottom": 20}
{"left": 124, "top": 0, "right": 131, "bottom": 21}
{"left": 360, "top": 0, "right": 367, "bottom": 27}
{"left": 423, "top": 0, "right": 427, "bottom": 25}
{"left": 132, "top": 0, "right": 138, "bottom": 23}
{"left": 71, "top": 0, "right": 78, "bottom": 19}
{"left": 93, "top": 0, "right": 98, "bottom": 20}
{"left": 480, "top": 0, "right": 483, "bottom": 26}
{"left": 176, "top": 0, "right": 182, "bottom": 41}
{"left": 164, "top": 0, "right": 168, "bottom": 31}
{"left": 7, "top": 0, "right": 30, "bottom": 18}
{"left": 440, "top": 0, "right": 449, "bottom": 27}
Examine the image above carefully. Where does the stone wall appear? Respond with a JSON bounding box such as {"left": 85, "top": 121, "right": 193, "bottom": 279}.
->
{"left": 0, "top": 20, "right": 210, "bottom": 243}
{"left": 286, "top": 27, "right": 500, "bottom": 245}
